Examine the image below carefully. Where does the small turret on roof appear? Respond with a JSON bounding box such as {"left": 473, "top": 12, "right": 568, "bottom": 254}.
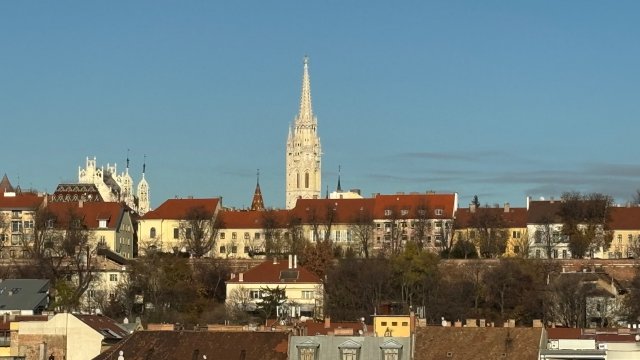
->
{"left": 250, "top": 169, "right": 265, "bottom": 211}
{"left": 0, "top": 174, "right": 14, "bottom": 193}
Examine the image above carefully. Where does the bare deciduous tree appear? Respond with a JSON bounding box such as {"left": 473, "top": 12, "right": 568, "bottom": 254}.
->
{"left": 349, "top": 208, "right": 374, "bottom": 258}
{"left": 180, "top": 206, "right": 223, "bottom": 258}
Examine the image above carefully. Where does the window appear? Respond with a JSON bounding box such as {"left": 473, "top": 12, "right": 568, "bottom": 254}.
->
{"left": 562, "top": 250, "right": 567, "bottom": 259}
{"left": 12, "top": 210, "right": 21, "bottom": 218}
{"left": 150, "top": 227, "right": 156, "bottom": 238}
{"left": 250, "top": 290, "right": 261, "bottom": 299}
{"left": 244, "top": 246, "right": 250, "bottom": 253}
{"left": 23, "top": 220, "right": 34, "bottom": 229}
{"left": 335, "top": 231, "right": 341, "bottom": 242}
{"left": 381, "top": 321, "right": 387, "bottom": 326}
{"left": 305, "top": 172, "right": 309, "bottom": 188}
{"left": 173, "top": 228, "right": 179, "bottom": 239}
{"left": 381, "top": 348, "right": 400, "bottom": 360}
{"left": 46, "top": 219, "right": 54, "bottom": 229}
{"left": 339, "top": 347, "right": 359, "bottom": 360}
{"left": 110, "top": 274, "right": 118, "bottom": 282}
{"left": 535, "top": 249, "right": 541, "bottom": 258}
{"left": 400, "top": 209, "right": 408, "bottom": 216}
{"left": 302, "top": 291, "right": 314, "bottom": 299}
{"left": 435, "top": 221, "right": 442, "bottom": 228}
{"left": 618, "top": 234, "right": 623, "bottom": 243}
{"left": 232, "top": 232, "right": 237, "bottom": 240}
{"left": 98, "top": 219, "right": 107, "bottom": 228}
{"left": 255, "top": 232, "right": 260, "bottom": 240}
{"left": 244, "top": 232, "right": 250, "bottom": 240}
{"left": 435, "top": 208, "right": 443, "bottom": 216}
{"left": 231, "top": 246, "right": 237, "bottom": 254}
{"left": 11, "top": 234, "right": 21, "bottom": 245}
{"left": 299, "top": 348, "right": 317, "bottom": 360}
{"left": 512, "top": 231, "right": 521, "bottom": 239}
{"left": 391, "top": 322, "right": 398, "bottom": 326}
{"left": 402, "top": 322, "right": 408, "bottom": 326}
{"left": 513, "top": 245, "right": 520, "bottom": 254}
{"left": 11, "top": 221, "right": 22, "bottom": 233}
{"left": 384, "top": 209, "right": 392, "bottom": 216}
{"left": 219, "top": 246, "right": 226, "bottom": 253}
{"left": 220, "top": 232, "right": 225, "bottom": 239}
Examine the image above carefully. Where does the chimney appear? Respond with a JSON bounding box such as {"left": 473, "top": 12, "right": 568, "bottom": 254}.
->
{"left": 504, "top": 203, "right": 510, "bottom": 213}
{"left": 273, "top": 257, "right": 278, "bottom": 265}
{"left": 324, "top": 316, "right": 331, "bottom": 329}
{"left": 238, "top": 273, "right": 244, "bottom": 282}
{"left": 293, "top": 254, "right": 297, "bottom": 269}
{"left": 78, "top": 200, "right": 83, "bottom": 208}
{"left": 469, "top": 203, "right": 476, "bottom": 213}
{"left": 230, "top": 273, "right": 236, "bottom": 280}
{"left": 288, "top": 254, "right": 292, "bottom": 269}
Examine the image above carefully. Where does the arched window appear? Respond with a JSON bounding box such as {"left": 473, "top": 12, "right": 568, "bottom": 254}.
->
{"left": 296, "top": 173, "right": 300, "bottom": 188}
{"left": 305, "top": 172, "right": 309, "bottom": 188}
{"left": 150, "top": 227, "right": 156, "bottom": 238}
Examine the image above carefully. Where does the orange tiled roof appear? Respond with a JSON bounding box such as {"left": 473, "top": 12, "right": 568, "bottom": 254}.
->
{"left": 527, "top": 200, "right": 563, "bottom": 223}
{"left": 0, "top": 192, "right": 44, "bottom": 210}
{"left": 455, "top": 206, "right": 528, "bottom": 228}
{"left": 291, "top": 198, "right": 375, "bottom": 223}
{"left": 609, "top": 207, "right": 640, "bottom": 230}
{"left": 227, "top": 259, "right": 321, "bottom": 284}
{"left": 46, "top": 201, "right": 126, "bottom": 230}
{"left": 142, "top": 198, "right": 220, "bottom": 220}
{"left": 221, "top": 210, "right": 289, "bottom": 229}
{"left": 373, "top": 193, "right": 456, "bottom": 219}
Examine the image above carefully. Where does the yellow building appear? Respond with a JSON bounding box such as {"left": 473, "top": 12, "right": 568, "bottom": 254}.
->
{"left": 372, "top": 315, "right": 413, "bottom": 337}
{"left": 138, "top": 197, "right": 221, "bottom": 255}
{"left": 454, "top": 203, "right": 528, "bottom": 257}
{"left": 0, "top": 185, "right": 44, "bottom": 259}
{"left": 607, "top": 207, "right": 640, "bottom": 259}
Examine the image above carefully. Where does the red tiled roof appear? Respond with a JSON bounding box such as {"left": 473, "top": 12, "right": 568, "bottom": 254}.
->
{"left": 373, "top": 193, "right": 456, "bottom": 219}
{"left": 527, "top": 200, "right": 563, "bottom": 223}
{"left": 227, "top": 259, "right": 321, "bottom": 284}
{"left": 291, "top": 198, "right": 375, "bottom": 223}
{"left": 455, "top": 207, "right": 528, "bottom": 228}
{"left": 76, "top": 314, "right": 129, "bottom": 340}
{"left": 609, "top": 207, "right": 640, "bottom": 230}
{"left": 415, "top": 327, "right": 542, "bottom": 360}
{"left": 221, "top": 209, "right": 289, "bottom": 229}
{"left": 142, "top": 198, "right": 220, "bottom": 220}
{"left": 46, "top": 202, "right": 125, "bottom": 230}
{"left": 0, "top": 192, "right": 44, "bottom": 210}
{"left": 93, "top": 331, "right": 289, "bottom": 360}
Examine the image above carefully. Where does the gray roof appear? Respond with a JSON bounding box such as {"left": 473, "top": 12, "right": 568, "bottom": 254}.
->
{"left": 0, "top": 279, "right": 49, "bottom": 313}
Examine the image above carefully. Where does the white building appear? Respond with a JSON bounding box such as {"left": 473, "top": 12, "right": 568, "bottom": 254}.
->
{"left": 78, "top": 156, "right": 150, "bottom": 215}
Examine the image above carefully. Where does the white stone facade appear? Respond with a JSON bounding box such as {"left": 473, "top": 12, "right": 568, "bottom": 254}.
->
{"left": 286, "top": 57, "right": 322, "bottom": 209}
{"left": 78, "top": 156, "right": 150, "bottom": 215}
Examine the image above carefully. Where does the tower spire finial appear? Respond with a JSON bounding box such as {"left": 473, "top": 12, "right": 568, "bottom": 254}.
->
{"left": 126, "top": 148, "right": 130, "bottom": 169}
{"left": 257, "top": 169, "right": 260, "bottom": 186}
{"left": 297, "top": 55, "right": 314, "bottom": 124}
{"left": 337, "top": 165, "right": 342, "bottom": 192}
{"left": 142, "top": 154, "right": 146, "bottom": 177}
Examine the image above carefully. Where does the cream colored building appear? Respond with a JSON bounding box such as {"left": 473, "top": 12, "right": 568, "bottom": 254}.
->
{"left": 138, "top": 197, "right": 221, "bottom": 255}
{"left": 13, "top": 313, "right": 128, "bottom": 360}
{"left": 286, "top": 56, "right": 322, "bottom": 209}
{"left": 225, "top": 256, "right": 323, "bottom": 319}
{"left": 0, "top": 185, "right": 44, "bottom": 259}
{"left": 607, "top": 207, "right": 640, "bottom": 259}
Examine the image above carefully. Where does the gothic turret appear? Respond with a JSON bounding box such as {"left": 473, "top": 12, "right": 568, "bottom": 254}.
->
{"left": 285, "top": 56, "right": 322, "bottom": 209}
{"left": 250, "top": 170, "right": 265, "bottom": 211}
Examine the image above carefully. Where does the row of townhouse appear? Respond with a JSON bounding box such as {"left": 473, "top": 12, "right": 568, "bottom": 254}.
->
{"left": 136, "top": 192, "right": 459, "bottom": 258}
{"left": 456, "top": 198, "right": 640, "bottom": 259}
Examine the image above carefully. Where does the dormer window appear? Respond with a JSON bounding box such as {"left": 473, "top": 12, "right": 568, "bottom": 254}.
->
{"left": 384, "top": 209, "right": 392, "bottom": 216}
{"left": 98, "top": 219, "right": 108, "bottom": 228}
{"left": 435, "top": 209, "right": 444, "bottom": 216}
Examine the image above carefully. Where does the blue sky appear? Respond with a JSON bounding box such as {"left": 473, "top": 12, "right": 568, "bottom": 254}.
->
{"left": 2, "top": 1, "right": 640, "bottom": 209}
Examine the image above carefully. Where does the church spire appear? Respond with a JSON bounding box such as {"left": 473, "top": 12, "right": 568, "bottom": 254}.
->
{"left": 250, "top": 169, "right": 265, "bottom": 211}
{"left": 296, "top": 55, "right": 314, "bottom": 124}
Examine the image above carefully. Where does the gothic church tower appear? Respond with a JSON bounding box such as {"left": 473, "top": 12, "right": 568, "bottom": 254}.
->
{"left": 286, "top": 56, "right": 322, "bottom": 209}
